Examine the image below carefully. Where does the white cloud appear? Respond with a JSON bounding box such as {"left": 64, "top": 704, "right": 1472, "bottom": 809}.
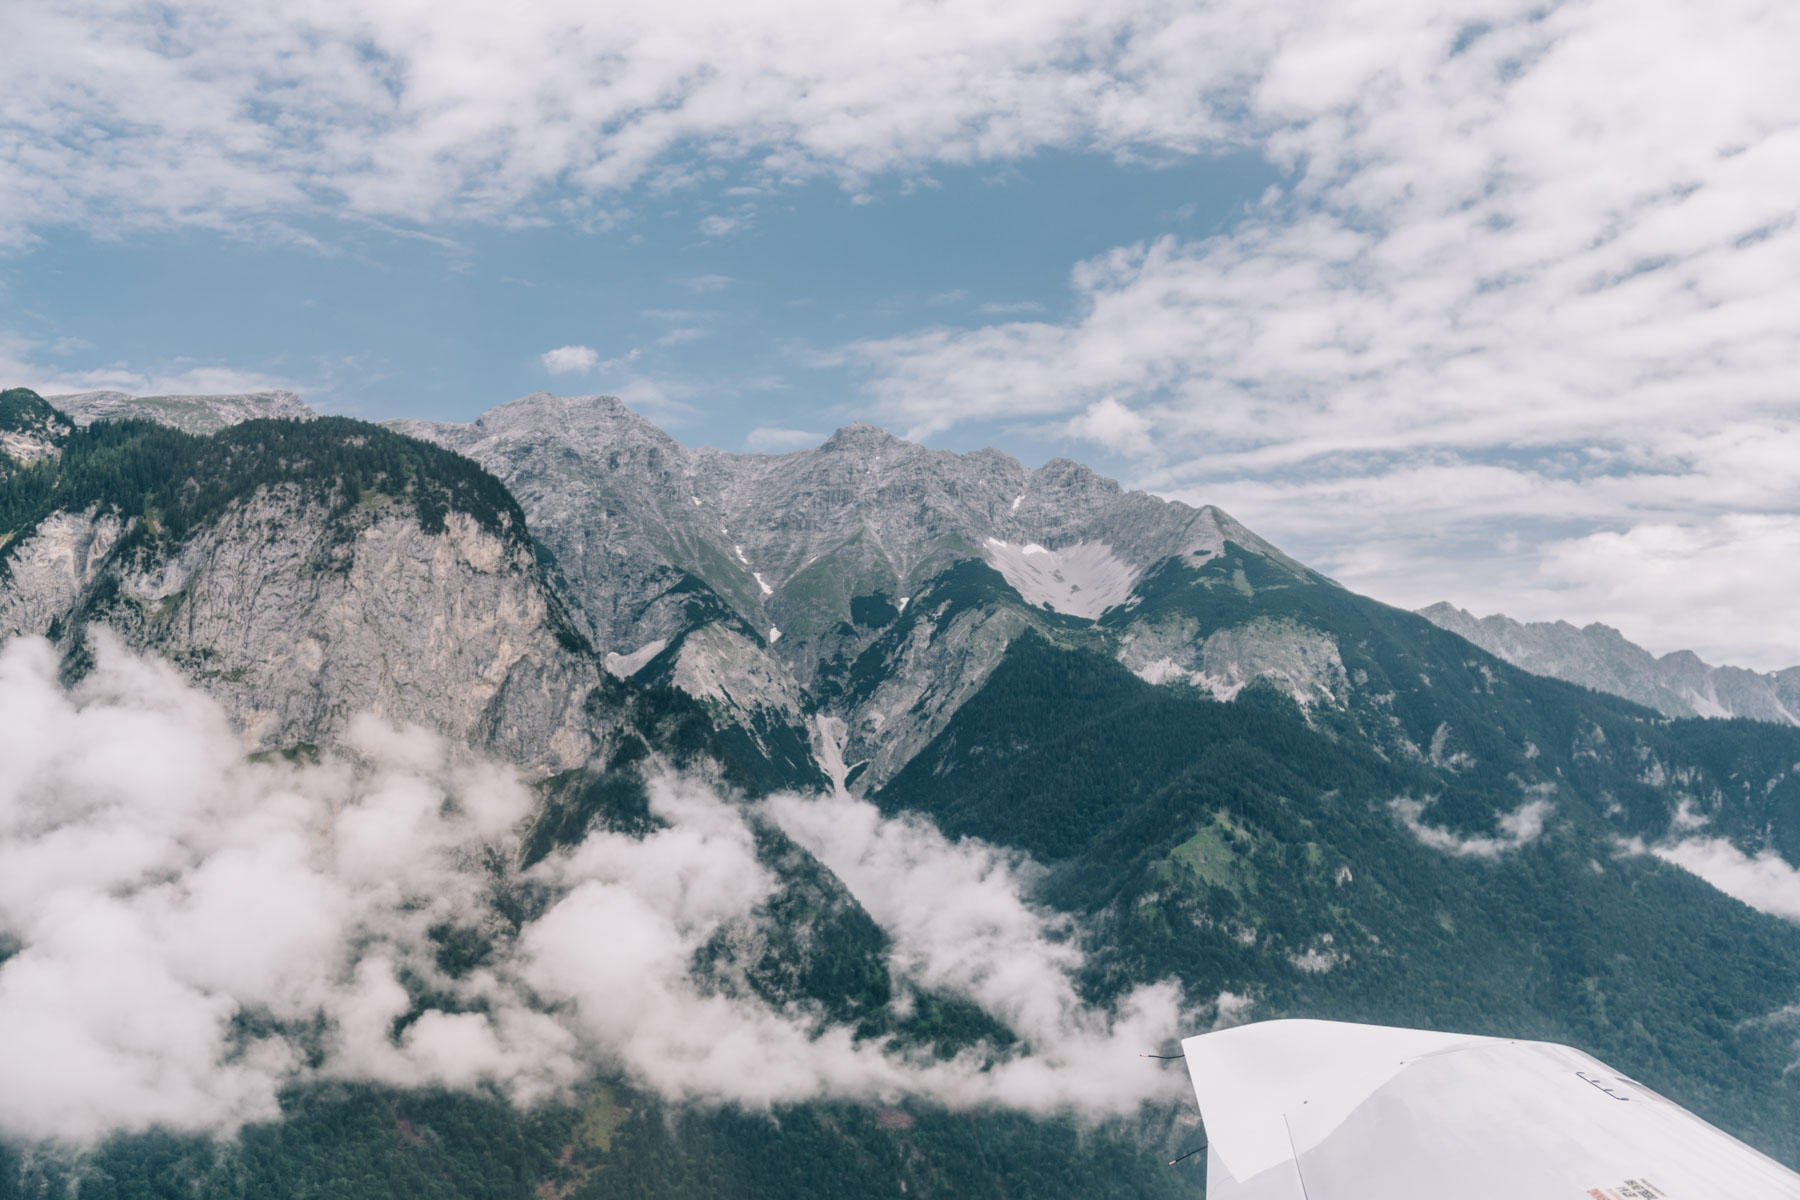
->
{"left": 763, "top": 793, "right": 1191, "bottom": 1114}
{"left": 842, "top": 0, "right": 1800, "bottom": 669}
{"left": 675, "top": 274, "right": 736, "bottom": 294}
{"left": 1392, "top": 796, "right": 1551, "bottom": 859}
{"left": 0, "top": 632, "right": 1189, "bottom": 1145}
{"left": 745, "top": 426, "right": 826, "bottom": 452}
{"left": 1062, "top": 396, "right": 1156, "bottom": 459}
{"left": 541, "top": 345, "right": 599, "bottom": 374}
{"left": 0, "top": 332, "right": 303, "bottom": 400}
{"left": 697, "top": 214, "right": 746, "bottom": 237}
{"left": 0, "top": 0, "right": 1259, "bottom": 242}
{"left": 1624, "top": 836, "right": 1800, "bottom": 924}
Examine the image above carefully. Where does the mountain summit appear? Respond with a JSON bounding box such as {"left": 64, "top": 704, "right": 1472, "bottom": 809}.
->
{"left": 394, "top": 392, "right": 1307, "bottom": 790}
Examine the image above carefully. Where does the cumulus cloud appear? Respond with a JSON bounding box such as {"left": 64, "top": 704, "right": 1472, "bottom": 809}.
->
{"left": 1391, "top": 796, "right": 1551, "bottom": 859}
{"left": 541, "top": 345, "right": 600, "bottom": 374}
{"left": 0, "top": 633, "right": 1188, "bottom": 1145}
{"left": 765, "top": 794, "right": 1191, "bottom": 1114}
{"left": 697, "top": 214, "right": 746, "bottom": 238}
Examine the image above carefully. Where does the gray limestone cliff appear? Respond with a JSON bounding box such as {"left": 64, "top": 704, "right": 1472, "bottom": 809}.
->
{"left": 0, "top": 491, "right": 607, "bottom": 774}
{"left": 0, "top": 395, "right": 614, "bottom": 775}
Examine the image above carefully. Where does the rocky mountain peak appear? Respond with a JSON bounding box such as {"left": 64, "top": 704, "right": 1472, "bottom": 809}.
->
{"left": 1418, "top": 602, "right": 1800, "bottom": 724}
{"left": 45, "top": 389, "right": 315, "bottom": 433}
{"left": 818, "top": 422, "right": 906, "bottom": 455}
{"left": 473, "top": 391, "right": 643, "bottom": 434}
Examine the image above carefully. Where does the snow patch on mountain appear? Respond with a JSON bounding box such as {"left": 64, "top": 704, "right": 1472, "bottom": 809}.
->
{"left": 981, "top": 538, "right": 1137, "bottom": 620}
{"left": 604, "top": 638, "right": 668, "bottom": 678}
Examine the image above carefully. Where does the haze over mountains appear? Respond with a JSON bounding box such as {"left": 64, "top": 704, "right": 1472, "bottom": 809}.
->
{"left": 10, "top": 386, "right": 1800, "bottom": 1197}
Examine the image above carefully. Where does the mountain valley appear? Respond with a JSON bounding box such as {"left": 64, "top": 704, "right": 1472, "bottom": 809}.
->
{"left": 7, "top": 387, "right": 1800, "bottom": 1198}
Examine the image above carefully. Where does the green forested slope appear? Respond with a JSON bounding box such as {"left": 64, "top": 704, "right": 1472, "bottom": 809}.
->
{"left": 879, "top": 633, "right": 1800, "bottom": 1165}
{"left": 0, "top": 407, "right": 532, "bottom": 554}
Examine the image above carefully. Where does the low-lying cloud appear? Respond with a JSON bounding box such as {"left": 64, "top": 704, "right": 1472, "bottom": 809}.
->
{"left": 0, "top": 633, "right": 1190, "bottom": 1146}
{"left": 1623, "top": 835, "right": 1800, "bottom": 924}
{"left": 1391, "top": 796, "right": 1552, "bottom": 859}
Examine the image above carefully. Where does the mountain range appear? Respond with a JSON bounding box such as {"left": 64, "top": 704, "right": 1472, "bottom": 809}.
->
{"left": 8, "top": 385, "right": 1800, "bottom": 1199}
{"left": 1420, "top": 601, "right": 1800, "bottom": 725}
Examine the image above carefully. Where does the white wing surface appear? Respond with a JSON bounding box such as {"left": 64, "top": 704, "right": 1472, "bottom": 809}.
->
{"left": 1181, "top": 1018, "right": 1800, "bottom": 1199}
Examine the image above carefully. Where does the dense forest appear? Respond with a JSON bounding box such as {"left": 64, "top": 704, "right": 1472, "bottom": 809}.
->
{"left": 880, "top": 632, "right": 1800, "bottom": 1165}
{"left": 0, "top": 393, "right": 532, "bottom": 560}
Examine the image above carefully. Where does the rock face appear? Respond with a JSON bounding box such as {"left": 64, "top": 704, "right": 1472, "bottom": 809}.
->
{"left": 1419, "top": 602, "right": 1800, "bottom": 725}
{"left": 46, "top": 389, "right": 316, "bottom": 433}
{"left": 1, "top": 493, "right": 604, "bottom": 774}
{"left": 394, "top": 393, "right": 1319, "bottom": 790}
{"left": 0, "top": 401, "right": 609, "bottom": 774}
{"left": 0, "top": 387, "right": 74, "bottom": 466}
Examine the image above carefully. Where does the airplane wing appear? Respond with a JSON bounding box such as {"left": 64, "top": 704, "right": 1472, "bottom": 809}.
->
{"left": 1180, "top": 1018, "right": 1800, "bottom": 1199}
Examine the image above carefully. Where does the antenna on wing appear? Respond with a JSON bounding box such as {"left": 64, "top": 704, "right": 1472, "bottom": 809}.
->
{"left": 1167, "top": 1140, "right": 1207, "bottom": 1166}
{"left": 1139, "top": 1052, "right": 1185, "bottom": 1060}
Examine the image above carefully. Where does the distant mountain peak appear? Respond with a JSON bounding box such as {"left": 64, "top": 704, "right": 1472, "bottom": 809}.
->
{"left": 1419, "top": 602, "right": 1800, "bottom": 725}
{"left": 45, "top": 388, "right": 315, "bottom": 434}
{"left": 820, "top": 422, "right": 904, "bottom": 452}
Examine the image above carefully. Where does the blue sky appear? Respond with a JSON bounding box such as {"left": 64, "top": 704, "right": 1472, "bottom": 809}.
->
{"left": 5, "top": 150, "right": 1271, "bottom": 461}
{"left": 5, "top": 0, "right": 1800, "bottom": 669}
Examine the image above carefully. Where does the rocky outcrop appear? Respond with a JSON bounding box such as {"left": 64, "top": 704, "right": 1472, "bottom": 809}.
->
{"left": 46, "top": 389, "right": 315, "bottom": 433}
{"left": 0, "top": 386, "right": 75, "bottom": 466}
{"left": 1, "top": 488, "right": 604, "bottom": 773}
{"left": 1118, "top": 614, "right": 1348, "bottom": 706}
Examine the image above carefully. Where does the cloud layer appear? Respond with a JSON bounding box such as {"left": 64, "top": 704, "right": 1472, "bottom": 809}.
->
{"left": 1628, "top": 835, "right": 1800, "bottom": 925}
{"left": 845, "top": 0, "right": 1800, "bottom": 669}
{"left": 12, "top": 0, "right": 1799, "bottom": 665}
{"left": 0, "top": 634, "right": 1190, "bottom": 1145}
{"left": 0, "top": 0, "right": 1259, "bottom": 243}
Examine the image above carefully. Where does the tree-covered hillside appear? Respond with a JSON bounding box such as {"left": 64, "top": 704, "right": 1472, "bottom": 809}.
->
{"left": 0, "top": 395, "right": 532, "bottom": 556}
{"left": 880, "top": 633, "right": 1800, "bottom": 1165}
